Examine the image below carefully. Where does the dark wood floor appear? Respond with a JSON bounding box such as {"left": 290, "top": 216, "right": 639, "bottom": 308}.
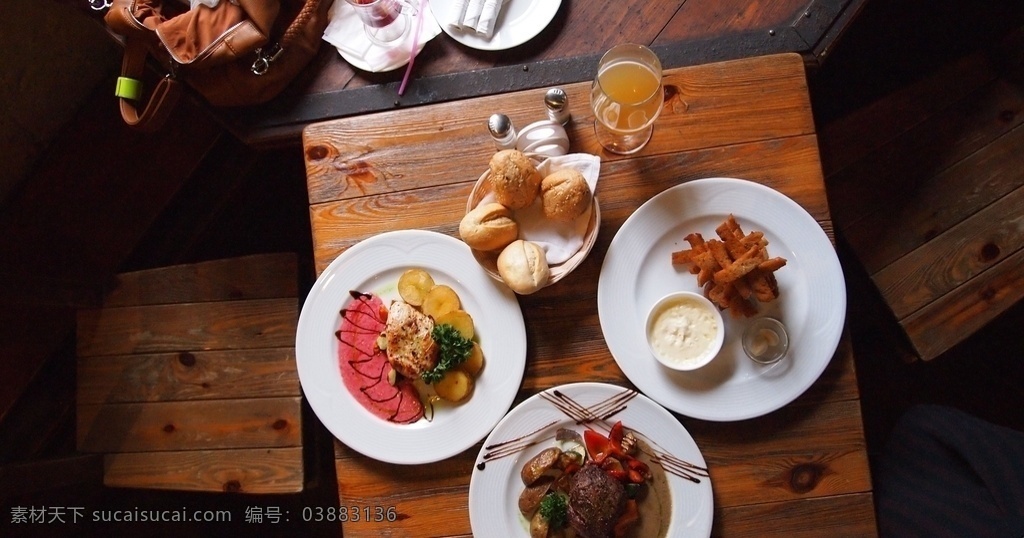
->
{"left": 2, "top": 0, "right": 1022, "bottom": 535}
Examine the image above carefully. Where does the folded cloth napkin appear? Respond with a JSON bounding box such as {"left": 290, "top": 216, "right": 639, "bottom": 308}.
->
{"left": 324, "top": 0, "right": 442, "bottom": 73}
{"left": 449, "top": 0, "right": 507, "bottom": 39}
{"left": 478, "top": 153, "right": 601, "bottom": 265}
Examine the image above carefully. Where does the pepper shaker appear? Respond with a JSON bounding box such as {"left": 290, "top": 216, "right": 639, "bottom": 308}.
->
{"left": 544, "top": 88, "right": 571, "bottom": 126}
{"left": 487, "top": 113, "right": 517, "bottom": 150}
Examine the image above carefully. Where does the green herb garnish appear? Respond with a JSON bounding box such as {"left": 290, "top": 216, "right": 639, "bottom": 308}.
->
{"left": 421, "top": 324, "right": 473, "bottom": 384}
{"left": 539, "top": 492, "right": 568, "bottom": 528}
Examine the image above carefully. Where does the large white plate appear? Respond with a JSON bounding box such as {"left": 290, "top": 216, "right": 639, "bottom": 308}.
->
{"left": 432, "top": 0, "right": 562, "bottom": 51}
{"left": 296, "top": 230, "right": 526, "bottom": 464}
{"left": 469, "top": 382, "right": 713, "bottom": 536}
{"left": 597, "top": 178, "right": 846, "bottom": 422}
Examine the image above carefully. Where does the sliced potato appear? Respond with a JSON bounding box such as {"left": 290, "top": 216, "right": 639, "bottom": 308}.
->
{"left": 422, "top": 284, "right": 461, "bottom": 319}
{"left": 434, "top": 369, "right": 473, "bottom": 402}
{"left": 397, "top": 268, "right": 435, "bottom": 306}
{"left": 460, "top": 342, "right": 485, "bottom": 376}
{"left": 435, "top": 309, "right": 474, "bottom": 340}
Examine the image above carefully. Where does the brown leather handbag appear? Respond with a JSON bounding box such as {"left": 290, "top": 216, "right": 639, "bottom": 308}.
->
{"left": 104, "top": 0, "right": 332, "bottom": 131}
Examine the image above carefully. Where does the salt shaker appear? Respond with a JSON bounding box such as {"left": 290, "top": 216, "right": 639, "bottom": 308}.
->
{"left": 487, "top": 113, "right": 517, "bottom": 150}
{"left": 544, "top": 88, "right": 571, "bottom": 125}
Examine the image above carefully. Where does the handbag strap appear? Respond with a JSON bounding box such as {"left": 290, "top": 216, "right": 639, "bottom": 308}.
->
{"left": 279, "top": 0, "right": 321, "bottom": 48}
{"left": 115, "top": 37, "right": 183, "bottom": 132}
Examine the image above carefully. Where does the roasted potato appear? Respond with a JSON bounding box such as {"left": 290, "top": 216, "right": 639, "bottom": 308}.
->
{"left": 518, "top": 475, "right": 554, "bottom": 516}
{"left": 435, "top": 309, "right": 474, "bottom": 340}
{"left": 460, "top": 342, "right": 485, "bottom": 376}
{"left": 397, "top": 268, "right": 434, "bottom": 306}
{"left": 434, "top": 369, "right": 473, "bottom": 402}
{"left": 422, "top": 284, "right": 461, "bottom": 319}
{"left": 521, "top": 447, "right": 563, "bottom": 486}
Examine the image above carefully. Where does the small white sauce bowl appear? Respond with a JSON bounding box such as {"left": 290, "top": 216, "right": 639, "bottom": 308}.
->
{"left": 645, "top": 291, "right": 725, "bottom": 371}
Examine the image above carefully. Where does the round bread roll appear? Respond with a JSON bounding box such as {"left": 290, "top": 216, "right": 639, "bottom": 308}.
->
{"left": 489, "top": 150, "right": 541, "bottom": 210}
{"left": 459, "top": 202, "right": 519, "bottom": 251}
{"left": 497, "top": 240, "right": 550, "bottom": 295}
{"left": 540, "top": 169, "right": 592, "bottom": 222}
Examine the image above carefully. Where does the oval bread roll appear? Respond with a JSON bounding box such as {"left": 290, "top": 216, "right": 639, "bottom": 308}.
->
{"left": 497, "top": 240, "right": 550, "bottom": 295}
{"left": 460, "top": 202, "right": 519, "bottom": 251}
{"left": 489, "top": 150, "right": 541, "bottom": 210}
{"left": 540, "top": 169, "right": 591, "bottom": 222}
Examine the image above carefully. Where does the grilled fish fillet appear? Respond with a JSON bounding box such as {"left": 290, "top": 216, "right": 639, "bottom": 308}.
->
{"left": 384, "top": 301, "right": 439, "bottom": 378}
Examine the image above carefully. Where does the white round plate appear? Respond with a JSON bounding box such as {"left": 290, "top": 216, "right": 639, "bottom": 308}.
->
{"left": 469, "top": 382, "right": 713, "bottom": 536}
{"left": 432, "top": 0, "right": 562, "bottom": 51}
{"left": 597, "top": 178, "right": 846, "bottom": 422}
{"left": 296, "top": 230, "right": 526, "bottom": 464}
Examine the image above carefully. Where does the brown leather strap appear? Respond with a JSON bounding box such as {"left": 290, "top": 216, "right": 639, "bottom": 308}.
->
{"left": 117, "top": 38, "right": 183, "bottom": 132}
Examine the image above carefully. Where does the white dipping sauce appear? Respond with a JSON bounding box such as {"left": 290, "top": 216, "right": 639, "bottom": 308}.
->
{"left": 648, "top": 297, "right": 719, "bottom": 368}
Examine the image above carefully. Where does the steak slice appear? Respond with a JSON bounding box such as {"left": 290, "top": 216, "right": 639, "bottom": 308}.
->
{"left": 568, "top": 463, "right": 626, "bottom": 538}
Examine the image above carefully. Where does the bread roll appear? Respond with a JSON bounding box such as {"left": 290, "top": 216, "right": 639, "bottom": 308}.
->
{"left": 497, "top": 240, "right": 550, "bottom": 295}
{"left": 489, "top": 150, "right": 541, "bottom": 210}
{"left": 540, "top": 169, "right": 591, "bottom": 222}
{"left": 459, "top": 202, "right": 519, "bottom": 251}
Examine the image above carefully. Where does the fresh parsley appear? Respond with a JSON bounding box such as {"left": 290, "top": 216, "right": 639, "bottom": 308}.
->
{"left": 421, "top": 324, "right": 473, "bottom": 384}
{"left": 539, "top": 492, "right": 568, "bottom": 528}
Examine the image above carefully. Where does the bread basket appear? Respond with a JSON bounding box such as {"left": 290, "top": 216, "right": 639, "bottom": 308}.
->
{"left": 466, "top": 169, "right": 600, "bottom": 289}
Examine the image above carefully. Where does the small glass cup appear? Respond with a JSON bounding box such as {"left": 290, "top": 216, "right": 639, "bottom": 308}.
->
{"left": 345, "top": 0, "right": 415, "bottom": 47}
{"left": 742, "top": 317, "right": 789, "bottom": 365}
{"left": 590, "top": 43, "right": 664, "bottom": 155}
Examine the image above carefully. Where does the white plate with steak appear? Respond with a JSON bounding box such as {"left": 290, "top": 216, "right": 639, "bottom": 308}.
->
{"left": 469, "top": 382, "right": 714, "bottom": 537}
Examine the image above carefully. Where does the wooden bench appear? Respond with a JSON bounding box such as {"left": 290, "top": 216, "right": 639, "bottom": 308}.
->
{"left": 820, "top": 30, "right": 1024, "bottom": 361}
{"left": 75, "top": 253, "right": 305, "bottom": 493}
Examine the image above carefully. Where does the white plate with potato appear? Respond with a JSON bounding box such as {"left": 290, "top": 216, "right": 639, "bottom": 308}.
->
{"left": 597, "top": 178, "right": 846, "bottom": 422}
{"left": 296, "top": 230, "right": 527, "bottom": 464}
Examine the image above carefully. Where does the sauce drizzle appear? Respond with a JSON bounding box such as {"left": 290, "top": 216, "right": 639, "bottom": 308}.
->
{"left": 479, "top": 388, "right": 709, "bottom": 483}
{"left": 336, "top": 290, "right": 424, "bottom": 424}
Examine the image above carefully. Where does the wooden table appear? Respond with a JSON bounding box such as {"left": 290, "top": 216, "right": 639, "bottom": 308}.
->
{"left": 218, "top": 0, "right": 866, "bottom": 145}
{"left": 302, "top": 53, "right": 877, "bottom": 536}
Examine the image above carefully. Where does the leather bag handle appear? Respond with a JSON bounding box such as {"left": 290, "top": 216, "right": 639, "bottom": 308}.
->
{"left": 115, "top": 37, "right": 183, "bottom": 132}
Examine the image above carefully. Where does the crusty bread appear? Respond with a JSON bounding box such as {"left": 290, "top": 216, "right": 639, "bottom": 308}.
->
{"left": 460, "top": 202, "right": 519, "bottom": 251}
{"left": 497, "top": 240, "right": 550, "bottom": 295}
{"left": 540, "top": 169, "right": 591, "bottom": 222}
{"left": 489, "top": 150, "right": 541, "bottom": 210}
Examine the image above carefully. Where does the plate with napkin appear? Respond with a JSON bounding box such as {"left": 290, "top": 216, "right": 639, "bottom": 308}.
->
{"left": 434, "top": 0, "right": 561, "bottom": 51}
{"left": 324, "top": 0, "right": 443, "bottom": 72}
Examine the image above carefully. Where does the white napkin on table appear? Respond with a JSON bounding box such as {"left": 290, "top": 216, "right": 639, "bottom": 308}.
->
{"left": 477, "top": 153, "right": 601, "bottom": 265}
{"left": 324, "top": 0, "right": 442, "bottom": 73}
{"left": 449, "top": 0, "right": 508, "bottom": 39}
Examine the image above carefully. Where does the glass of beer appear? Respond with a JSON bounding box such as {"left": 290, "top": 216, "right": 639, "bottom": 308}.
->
{"left": 345, "top": 0, "right": 414, "bottom": 46}
{"left": 590, "top": 44, "right": 664, "bottom": 154}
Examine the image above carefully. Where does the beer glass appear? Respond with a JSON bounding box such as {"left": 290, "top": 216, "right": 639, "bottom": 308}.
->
{"left": 590, "top": 44, "right": 664, "bottom": 154}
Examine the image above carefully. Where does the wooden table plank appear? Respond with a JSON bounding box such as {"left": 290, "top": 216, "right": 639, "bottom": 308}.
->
{"left": 304, "top": 52, "right": 876, "bottom": 536}
{"left": 76, "top": 298, "right": 298, "bottom": 357}
{"left": 901, "top": 248, "right": 1024, "bottom": 361}
{"left": 100, "top": 253, "right": 299, "bottom": 307}
{"left": 77, "top": 397, "right": 303, "bottom": 453}
{"left": 77, "top": 347, "right": 299, "bottom": 404}
{"left": 714, "top": 493, "right": 878, "bottom": 537}
{"left": 303, "top": 53, "right": 817, "bottom": 204}
{"left": 104, "top": 447, "right": 305, "bottom": 493}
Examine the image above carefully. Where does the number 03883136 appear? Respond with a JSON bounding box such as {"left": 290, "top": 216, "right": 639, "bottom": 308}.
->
{"left": 301, "top": 505, "right": 398, "bottom": 523}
